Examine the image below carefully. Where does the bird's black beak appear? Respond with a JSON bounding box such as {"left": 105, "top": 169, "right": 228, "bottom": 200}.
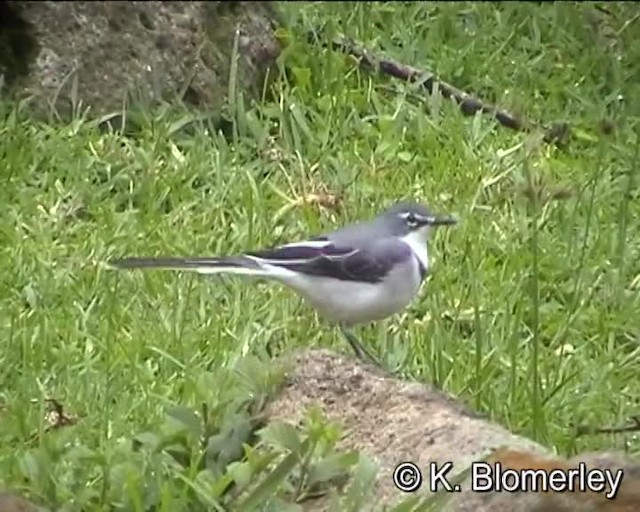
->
{"left": 421, "top": 214, "right": 458, "bottom": 227}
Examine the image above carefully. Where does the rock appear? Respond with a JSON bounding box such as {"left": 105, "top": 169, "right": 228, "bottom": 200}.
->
{"left": 1, "top": 1, "right": 282, "bottom": 120}
{"left": 265, "top": 349, "right": 640, "bottom": 511}
{"left": 0, "top": 493, "right": 45, "bottom": 512}
{"left": 448, "top": 449, "right": 640, "bottom": 511}
{"left": 265, "top": 349, "right": 547, "bottom": 510}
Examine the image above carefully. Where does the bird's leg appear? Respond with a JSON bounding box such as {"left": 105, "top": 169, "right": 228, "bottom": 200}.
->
{"left": 339, "top": 325, "right": 381, "bottom": 366}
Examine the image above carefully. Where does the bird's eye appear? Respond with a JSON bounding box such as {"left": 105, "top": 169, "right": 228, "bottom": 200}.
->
{"left": 405, "top": 213, "right": 418, "bottom": 227}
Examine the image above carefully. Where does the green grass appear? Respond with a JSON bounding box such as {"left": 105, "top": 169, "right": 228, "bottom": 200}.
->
{"left": 2, "top": 2, "right": 640, "bottom": 510}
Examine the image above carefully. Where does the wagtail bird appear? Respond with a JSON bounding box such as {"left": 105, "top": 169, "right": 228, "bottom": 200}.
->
{"left": 109, "top": 201, "right": 457, "bottom": 364}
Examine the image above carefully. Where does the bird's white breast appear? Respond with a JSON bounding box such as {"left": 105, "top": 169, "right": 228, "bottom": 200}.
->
{"left": 265, "top": 254, "right": 424, "bottom": 326}
{"left": 399, "top": 227, "right": 430, "bottom": 270}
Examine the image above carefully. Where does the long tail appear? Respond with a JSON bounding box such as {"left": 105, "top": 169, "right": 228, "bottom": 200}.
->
{"left": 108, "top": 256, "right": 268, "bottom": 276}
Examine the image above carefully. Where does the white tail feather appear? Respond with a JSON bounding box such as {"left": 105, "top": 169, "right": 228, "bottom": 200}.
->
{"left": 192, "top": 264, "right": 268, "bottom": 276}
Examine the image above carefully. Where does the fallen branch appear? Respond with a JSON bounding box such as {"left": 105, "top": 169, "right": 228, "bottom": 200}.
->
{"left": 308, "top": 31, "right": 571, "bottom": 148}
{"left": 575, "top": 415, "right": 640, "bottom": 437}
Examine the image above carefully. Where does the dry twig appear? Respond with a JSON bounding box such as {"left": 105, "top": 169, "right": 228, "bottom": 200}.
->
{"left": 309, "top": 31, "right": 571, "bottom": 148}
{"left": 575, "top": 415, "right": 640, "bottom": 437}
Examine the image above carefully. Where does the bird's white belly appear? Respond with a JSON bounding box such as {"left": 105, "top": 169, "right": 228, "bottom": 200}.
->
{"left": 274, "top": 258, "right": 423, "bottom": 326}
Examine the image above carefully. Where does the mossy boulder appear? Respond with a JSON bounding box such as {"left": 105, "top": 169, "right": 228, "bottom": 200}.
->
{"left": 0, "top": 1, "right": 282, "bottom": 120}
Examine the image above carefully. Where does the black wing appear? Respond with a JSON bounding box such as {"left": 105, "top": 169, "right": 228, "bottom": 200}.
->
{"left": 246, "top": 239, "right": 403, "bottom": 283}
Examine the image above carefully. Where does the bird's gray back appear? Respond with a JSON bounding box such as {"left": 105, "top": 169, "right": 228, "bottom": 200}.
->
{"left": 322, "top": 217, "right": 392, "bottom": 249}
{"left": 321, "top": 201, "right": 431, "bottom": 248}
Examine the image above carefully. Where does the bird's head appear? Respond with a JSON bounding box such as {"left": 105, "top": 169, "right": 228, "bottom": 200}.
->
{"left": 381, "top": 201, "right": 457, "bottom": 243}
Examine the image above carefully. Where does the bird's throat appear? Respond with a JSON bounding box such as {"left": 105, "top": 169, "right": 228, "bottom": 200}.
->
{"left": 400, "top": 229, "right": 430, "bottom": 270}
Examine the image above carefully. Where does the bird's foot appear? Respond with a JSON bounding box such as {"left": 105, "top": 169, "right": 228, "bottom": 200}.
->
{"left": 339, "top": 326, "right": 382, "bottom": 367}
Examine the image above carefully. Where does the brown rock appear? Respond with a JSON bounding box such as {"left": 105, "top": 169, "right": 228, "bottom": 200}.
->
{"left": 0, "top": 493, "right": 45, "bottom": 512}
{"left": 265, "top": 349, "right": 548, "bottom": 510}
{"left": 447, "top": 448, "right": 640, "bottom": 511}
{"left": 1, "top": 1, "right": 282, "bottom": 120}
{"left": 266, "top": 349, "right": 640, "bottom": 510}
